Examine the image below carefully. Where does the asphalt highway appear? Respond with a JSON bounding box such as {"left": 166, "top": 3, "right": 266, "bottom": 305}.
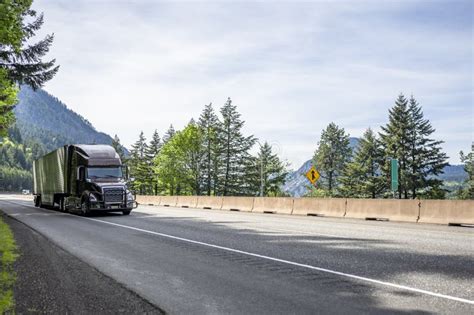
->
{"left": 1, "top": 195, "right": 473, "bottom": 314}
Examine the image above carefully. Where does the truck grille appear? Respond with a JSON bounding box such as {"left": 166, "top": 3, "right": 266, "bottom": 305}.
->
{"left": 103, "top": 188, "right": 124, "bottom": 203}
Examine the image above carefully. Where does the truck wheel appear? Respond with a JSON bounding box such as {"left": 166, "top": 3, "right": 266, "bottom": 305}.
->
{"left": 59, "top": 198, "right": 66, "bottom": 212}
{"left": 81, "top": 201, "right": 91, "bottom": 216}
{"left": 122, "top": 210, "right": 131, "bottom": 215}
{"left": 34, "top": 196, "right": 40, "bottom": 207}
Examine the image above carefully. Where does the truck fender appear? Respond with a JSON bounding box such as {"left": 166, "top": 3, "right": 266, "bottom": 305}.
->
{"left": 81, "top": 191, "right": 94, "bottom": 204}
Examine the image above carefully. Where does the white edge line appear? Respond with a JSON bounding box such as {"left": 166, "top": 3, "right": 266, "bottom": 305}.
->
{"left": 3, "top": 199, "right": 474, "bottom": 305}
{"left": 81, "top": 217, "right": 474, "bottom": 305}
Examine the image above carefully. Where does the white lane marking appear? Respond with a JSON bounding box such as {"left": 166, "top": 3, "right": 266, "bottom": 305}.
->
{"left": 3, "top": 199, "right": 474, "bottom": 305}
{"left": 80, "top": 218, "right": 473, "bottom": 305}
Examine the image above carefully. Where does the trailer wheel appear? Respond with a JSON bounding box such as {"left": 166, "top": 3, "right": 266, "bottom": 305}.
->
{"left": 122, "top": 210, "right": 131, "bottom": 215}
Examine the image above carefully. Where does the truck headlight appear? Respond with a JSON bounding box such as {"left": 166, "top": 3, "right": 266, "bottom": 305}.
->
{"left": 127, "top": 191, "right": 134, "bottom": 201}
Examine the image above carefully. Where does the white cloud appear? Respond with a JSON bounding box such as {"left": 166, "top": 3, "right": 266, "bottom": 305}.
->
{"left": 33, "top": 0, "right": 473, "bottom": 167}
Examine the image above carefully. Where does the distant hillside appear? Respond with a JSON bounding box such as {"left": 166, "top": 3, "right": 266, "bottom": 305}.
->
{"left": 437, "top": 165, "right": 468, "bottom": 182}
{"left": 14, "top": 86, "right": 114, "bottom": 152}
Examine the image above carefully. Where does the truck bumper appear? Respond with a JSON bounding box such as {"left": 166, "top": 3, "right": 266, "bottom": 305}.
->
{"left": 90, "top": 201, "right": 138, "bottom": 211}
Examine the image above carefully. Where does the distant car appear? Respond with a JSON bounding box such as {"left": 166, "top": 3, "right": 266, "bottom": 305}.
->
{"left": 22, "top": 189, "right": 30, "bottom": 195}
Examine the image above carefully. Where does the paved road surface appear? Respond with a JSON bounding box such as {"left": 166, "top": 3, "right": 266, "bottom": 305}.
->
{"left": 1, "top": 195, "right": 473, "bottom": 314}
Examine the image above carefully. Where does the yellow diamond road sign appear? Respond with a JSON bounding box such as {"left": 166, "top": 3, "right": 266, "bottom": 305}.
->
{"left": 305, "top": 166, "right": 320, "bottom": 185}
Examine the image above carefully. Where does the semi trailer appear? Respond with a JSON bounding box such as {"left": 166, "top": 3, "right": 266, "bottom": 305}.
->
{"left": 33, "top": 144, "right": 137, "bottom": 215}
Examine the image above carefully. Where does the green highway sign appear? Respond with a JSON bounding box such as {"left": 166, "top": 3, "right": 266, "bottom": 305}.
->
{"left": 391, "top": 158, "right": 398, "bottom": 192}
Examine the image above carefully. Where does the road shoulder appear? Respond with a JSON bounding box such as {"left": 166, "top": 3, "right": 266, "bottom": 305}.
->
{"left": 2, "top": 212, "right": 163, "bottom": 314}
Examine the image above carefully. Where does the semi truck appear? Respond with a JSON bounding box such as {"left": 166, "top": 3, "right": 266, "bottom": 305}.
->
{"left": 33, "top": 144, "right": 137, "bottom": 215}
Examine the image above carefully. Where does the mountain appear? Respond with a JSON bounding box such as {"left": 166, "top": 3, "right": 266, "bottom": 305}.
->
{"left": 282, "top": 138, "right": 468, "bottom": 197}
{"left": 437, "top": 165, "right": 468, "bottom": 182}
{"left": 13, "top": 86, "right": 115, "bottom": 152}
{"left": 283, "top": 160, "right": 467, "bottom": 197}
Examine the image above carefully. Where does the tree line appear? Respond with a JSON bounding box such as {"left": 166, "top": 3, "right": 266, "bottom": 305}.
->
{"left": 116, "top": 98, "right": 289, "bottom": 197}
{"left": 0, "top": 125, "right": 45, "bottom": 191}
{"left": 123, "top": 93, "right": 472, "bottom": 200}
{"left": 310, "top": 94, "right": 472, "bottom": 200}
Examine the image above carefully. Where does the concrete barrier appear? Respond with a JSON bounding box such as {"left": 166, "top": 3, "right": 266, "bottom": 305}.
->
{"left": 252, "top": 197, "right": 294, "bottom": 215}
{"left": 418, "top": 200, "right": 474, "bottom": 226}
{"left": 292, "top": 198, "right": 346, "bottom": 217}
{"left": 221, "top": 197, "right": 255, "bottom": 212}
{"left": 176, "top": 196, "right": 198, "bottom": 208}
{"left": 136, "top": 195, "right": 161, "bottom": 206}
{"left": 159, "top": 195, "right": 178, "bottom": 207}
{"left": 196, "top": 196, "right": 223, "bottom": 210}
{"left": 345, "top": 199, "right": 419, "bottom": 222}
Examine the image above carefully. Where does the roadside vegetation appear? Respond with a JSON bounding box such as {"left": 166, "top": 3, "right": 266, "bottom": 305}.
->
{"left": 0, "top": 215, "right": 18, "bottom": 313}
{"left": 124, "top": 93, "right": 471, "bottom": 200}
{"left": 0, "top": 0, "right": 58, "bottom": 191}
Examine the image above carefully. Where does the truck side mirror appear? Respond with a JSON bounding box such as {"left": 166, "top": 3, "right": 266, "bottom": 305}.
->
{"left": 77, "top": 166, "right": 85, "bottom": 181}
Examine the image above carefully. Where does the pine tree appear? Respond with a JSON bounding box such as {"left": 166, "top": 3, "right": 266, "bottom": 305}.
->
{"left": 147, "top": 130, "right": 162, "bottom": 157}
{"left": 0, "top": 2, "right": 59, "bottom": 89}
{"left": 146, "top": 130, "right": 162, "bottom": 194}
{"left": 313, "top": 122, "right": 352, "bottom": 195}
{"left": 0, "top": 1, "right": 58, "bottom": 136}
{"left": 380, "top": 94, "right": 448, "bottom": 199}
{"left": 198, "top": 103, "right": 221, "bottom": 196}
{"left": 162, "top": 124, "right": 176, "bottom": 144}
{"left": 406, "top": 96, "right": 448, "bottom": 199}
{"left": 458, "top": 144, "right": 474, "bottom": 199}
{"left": 129, "top": 131, "right": 151, "bottom": 194}
{"left": 340, "top": 128, "right": 384, "bottom": 198}
{"left": 0, "top": 69, "right": 17, "bottom": 137}
{"left": 217, "top": 98, "right": 256, "bottom": 196}
{"left": 379, "top": 94, "right": 411, "bottom": 198}
{"left": 252, "top": 142, "right": 289, "bottom": 196}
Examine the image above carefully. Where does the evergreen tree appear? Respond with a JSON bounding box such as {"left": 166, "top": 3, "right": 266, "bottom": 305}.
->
{"left": 252, "top": 142, "right": 289, "bottom": 196}
{"left": 147, "top": 130, "right": 162, "bottom": 157}
{"left": 0, "top": 69, "right": 17, "bottom": 137}
{"left": 162, "top": 124, "right": 176, "bottom": 144}
{"left": 146, "top": 129, "right": 162, "bottom": 194}
{"left": 217, "top": 98, "right": 256, "bottom": 196}
{"left": 312, "top": 122, "right": 352, "bottom": 195}
{"left": 0, "top": 1, "right": 59, "bottom": 88}
{"left": 380, "top": 94, "right": 448, "bottom": 199}
{"left": 406, "top": 96, "right": 448, "bottom": 199}
{"left": 379, "top": 94, "right": 411, "bottom": 198}
{"left": 340, "top": 128, "right": 384, "bottom": 198}
{"left": 0, "top": 0, "right": 59, "bottom": 136}
{"left": 458, "top": 144, "right": 474, "bottom": 199}
{"left": 129, "top": 131, "right": 151, "bottom": 194}
{"left": 197, "top": 103, "right": 221, "bottom": 196}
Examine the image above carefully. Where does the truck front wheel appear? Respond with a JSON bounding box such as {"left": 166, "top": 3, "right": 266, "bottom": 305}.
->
{"left": 59, "top": 198, "right": 66, "bottom": 212}
{"left": 122, "top": 210, "right": 131, "bottom": 215}
{"left": 34, "top": 196, "right": 41, "bottom": 207}
{"left": 80, "top": 200, "right": 91, "bottom": 216}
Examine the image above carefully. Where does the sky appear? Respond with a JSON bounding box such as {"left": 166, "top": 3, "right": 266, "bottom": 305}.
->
{"left": 33, "top": 0, "right": 473, "bottom": 169}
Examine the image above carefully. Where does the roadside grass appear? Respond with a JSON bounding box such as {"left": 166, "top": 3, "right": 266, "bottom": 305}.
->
{"left": 0, "top": 214, "right": 18, "bottom": 314}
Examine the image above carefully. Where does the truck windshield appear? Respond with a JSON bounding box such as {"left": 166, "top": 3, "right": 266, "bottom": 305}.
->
{"left": 87, "top": 167, "right": 123, "bottom": 179}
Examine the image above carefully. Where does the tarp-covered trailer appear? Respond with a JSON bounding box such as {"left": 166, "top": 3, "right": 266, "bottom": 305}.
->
{"left": 33, "top": 144, "right": 136, "bottom": 215}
